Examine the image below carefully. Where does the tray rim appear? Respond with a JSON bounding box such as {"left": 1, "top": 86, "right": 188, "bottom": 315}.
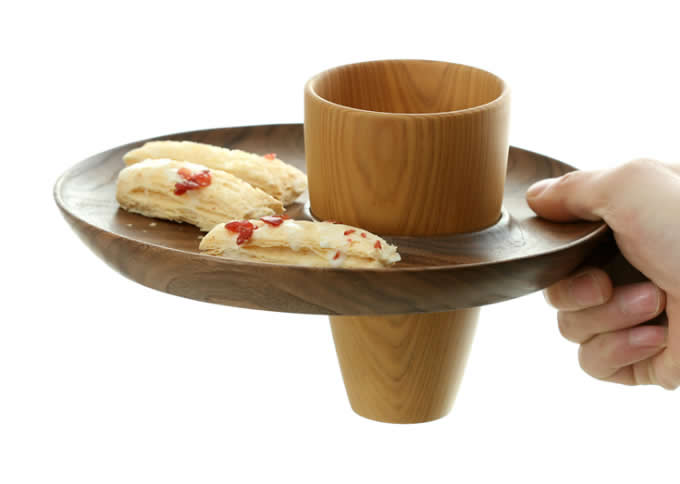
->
{"left": 54, "top": 122, "right": 609, "bottom": 275}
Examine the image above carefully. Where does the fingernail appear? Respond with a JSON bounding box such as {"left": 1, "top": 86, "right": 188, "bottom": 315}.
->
{"left": 569, "top": 272, "right": 604, "bottom": 307}
{"left": 621, "top": 286, "right": 660, "bottom": 317}
{"left": 526, "top": 179, "right": 554, "bottom": 198}
{"left": 628, "top": 326, "right": 666, "bottom": 347}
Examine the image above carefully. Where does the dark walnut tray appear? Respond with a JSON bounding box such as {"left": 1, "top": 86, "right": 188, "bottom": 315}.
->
{"left": 55, "top": 123, "right": 608, "bottom": 315}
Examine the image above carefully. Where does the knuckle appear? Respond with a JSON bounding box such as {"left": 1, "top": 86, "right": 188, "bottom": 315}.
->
{"left": 557, "top": 311, "right": 580, "bottom": 342}
{"left": 656, "top": 375, "right": 679, "bottom": 391}
{"left": 621, "top": 158, "right": 662, "bottom": 174}
{"left": 646, "top": 353, "right": 680, "bottom": 390}
{"left": 661, "top": 381, "right": 678, "bottom": 391}
{"left": 659, "top": 360, "right": 680, "bottom": 391}
{"left": 555, "top": 170, "right": 610, "bottom": 219}
{"left": 552, "top": 170, "right": 583, "bottom": 190}
{"left": 607, "top": 159, "right": 663, "bottom": 195}
{"left": 596, "top": 159, "right": 664, "bottom": 224}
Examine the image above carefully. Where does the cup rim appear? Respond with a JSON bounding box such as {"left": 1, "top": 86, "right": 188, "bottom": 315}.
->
{"left": 305, "top": 58, "right": 510, "bottom": 117}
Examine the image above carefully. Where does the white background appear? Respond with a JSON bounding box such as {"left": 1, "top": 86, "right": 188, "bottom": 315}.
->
{"left": 2, "top": 1, "right": 679, "bottom": 482}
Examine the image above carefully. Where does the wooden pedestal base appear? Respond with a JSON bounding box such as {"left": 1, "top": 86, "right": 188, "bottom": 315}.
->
{"left": 330, "top": 309, "right": 479, "bottom": 423}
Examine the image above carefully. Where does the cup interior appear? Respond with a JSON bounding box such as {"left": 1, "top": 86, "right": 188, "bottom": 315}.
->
{"left": 309, "top": 59, "right": 505, "bottom": 115}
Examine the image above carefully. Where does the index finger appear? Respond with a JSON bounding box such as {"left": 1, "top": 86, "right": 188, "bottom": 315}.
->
{"left": 544, "top": 267, "right": 613, "bottom": 311}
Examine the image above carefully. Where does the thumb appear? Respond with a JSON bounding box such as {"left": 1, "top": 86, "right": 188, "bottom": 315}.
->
{"left": 525, "top": 170, "right": 609, "bottom": 223}
{"left": 526, "top": 159, "right": 679, "bottom": 226}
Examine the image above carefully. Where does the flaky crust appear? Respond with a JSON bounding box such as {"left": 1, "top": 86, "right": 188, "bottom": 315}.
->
{"left": 116, "top": 159, "right": 284, "bottom": 231}
{"left": 199, "top": 219, "right": 401, "bottom": 268}
{"left": 123, "top": 140, "right": 307, "bottom": 205}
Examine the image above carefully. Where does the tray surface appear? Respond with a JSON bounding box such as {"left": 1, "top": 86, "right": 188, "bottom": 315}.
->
{"left": 55, "top": 123, "right": 608, "bottom": 314}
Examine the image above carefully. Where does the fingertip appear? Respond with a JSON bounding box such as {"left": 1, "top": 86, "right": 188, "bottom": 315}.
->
{"left": 656, "top": 286, "right": 667, "bottom": 316}
{"left": 526, "top": 178, "right": 555, "bottom": 199}
{"left": 590, "top": 268, "right": 614, "bottom": 304}
{"left": 628, "top": 325, "right": 667, "bottom": 348}
{"left": 526, "top": 177, "right": 579, "bottom": 222}
{"left": 526, "top": 171, "right": 605, "bottom": 223}
{"left": 526, "top": 177, "right": 556, "bottom": 215}
{"left": 568, "top": 269, "right": 612, "bottom": 308}
{"left": 618, "top": 282, "right": 666, "bottom": 320}
{"left": 579, "top": 327, "right": 666, "bottom": 380}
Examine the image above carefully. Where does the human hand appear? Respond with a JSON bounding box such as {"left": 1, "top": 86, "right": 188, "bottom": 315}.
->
{"left": 526, "top": 159, "right": 680, "bottom": 389}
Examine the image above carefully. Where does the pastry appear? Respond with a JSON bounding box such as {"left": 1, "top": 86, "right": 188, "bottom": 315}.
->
{"left": 199, "top": 217, "right": 401, "bottom": 268}
{"left": 116, "top": 159, "right": 284, "bottom": 231}
{"left": 123, "top": 140, "right": 307, "bottom": 205}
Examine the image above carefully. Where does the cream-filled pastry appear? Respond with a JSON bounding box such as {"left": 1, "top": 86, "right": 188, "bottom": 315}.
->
{"left": 116, "top": 159, "right": 284, "bottom": 231}
{"left": 199, "top": 217, "right": 401, "bottom": 268}
{"left": 123, "top": 140, "right": 307, "bottom": 205}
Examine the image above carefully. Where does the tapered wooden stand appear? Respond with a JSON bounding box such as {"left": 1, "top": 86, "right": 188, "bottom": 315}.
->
{"left": 305, "top": 60, "right": 511, "bottom": 422}
{"left": 330, "top": 310, "right": 478, "bottom": 423}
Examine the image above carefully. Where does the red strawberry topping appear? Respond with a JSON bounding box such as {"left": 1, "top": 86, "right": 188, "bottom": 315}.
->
{"left": 225, "top": 220, "right": 255, "bottom": 245}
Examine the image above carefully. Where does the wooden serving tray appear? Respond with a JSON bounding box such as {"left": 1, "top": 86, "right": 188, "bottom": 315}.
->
{"left": 54, "top": 123, "right": 608, "bottom": 315}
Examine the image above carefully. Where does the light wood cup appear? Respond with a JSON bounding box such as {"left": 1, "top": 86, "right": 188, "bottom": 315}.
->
{"left": 304, "top": 59, "right": 510, "bottom": 423}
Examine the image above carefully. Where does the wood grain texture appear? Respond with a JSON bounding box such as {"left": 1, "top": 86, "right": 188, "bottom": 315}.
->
{"left": 307, "top": 60, "right": 506, "bottom": 423}
{"left": 54, "top": 123, "right": 609, "bottom": 316}
{"left": 304, "top": 59, "right": 510, "bottom": 236}
{"left": 331, "top": 309, "right": 478, "bottom": 423}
